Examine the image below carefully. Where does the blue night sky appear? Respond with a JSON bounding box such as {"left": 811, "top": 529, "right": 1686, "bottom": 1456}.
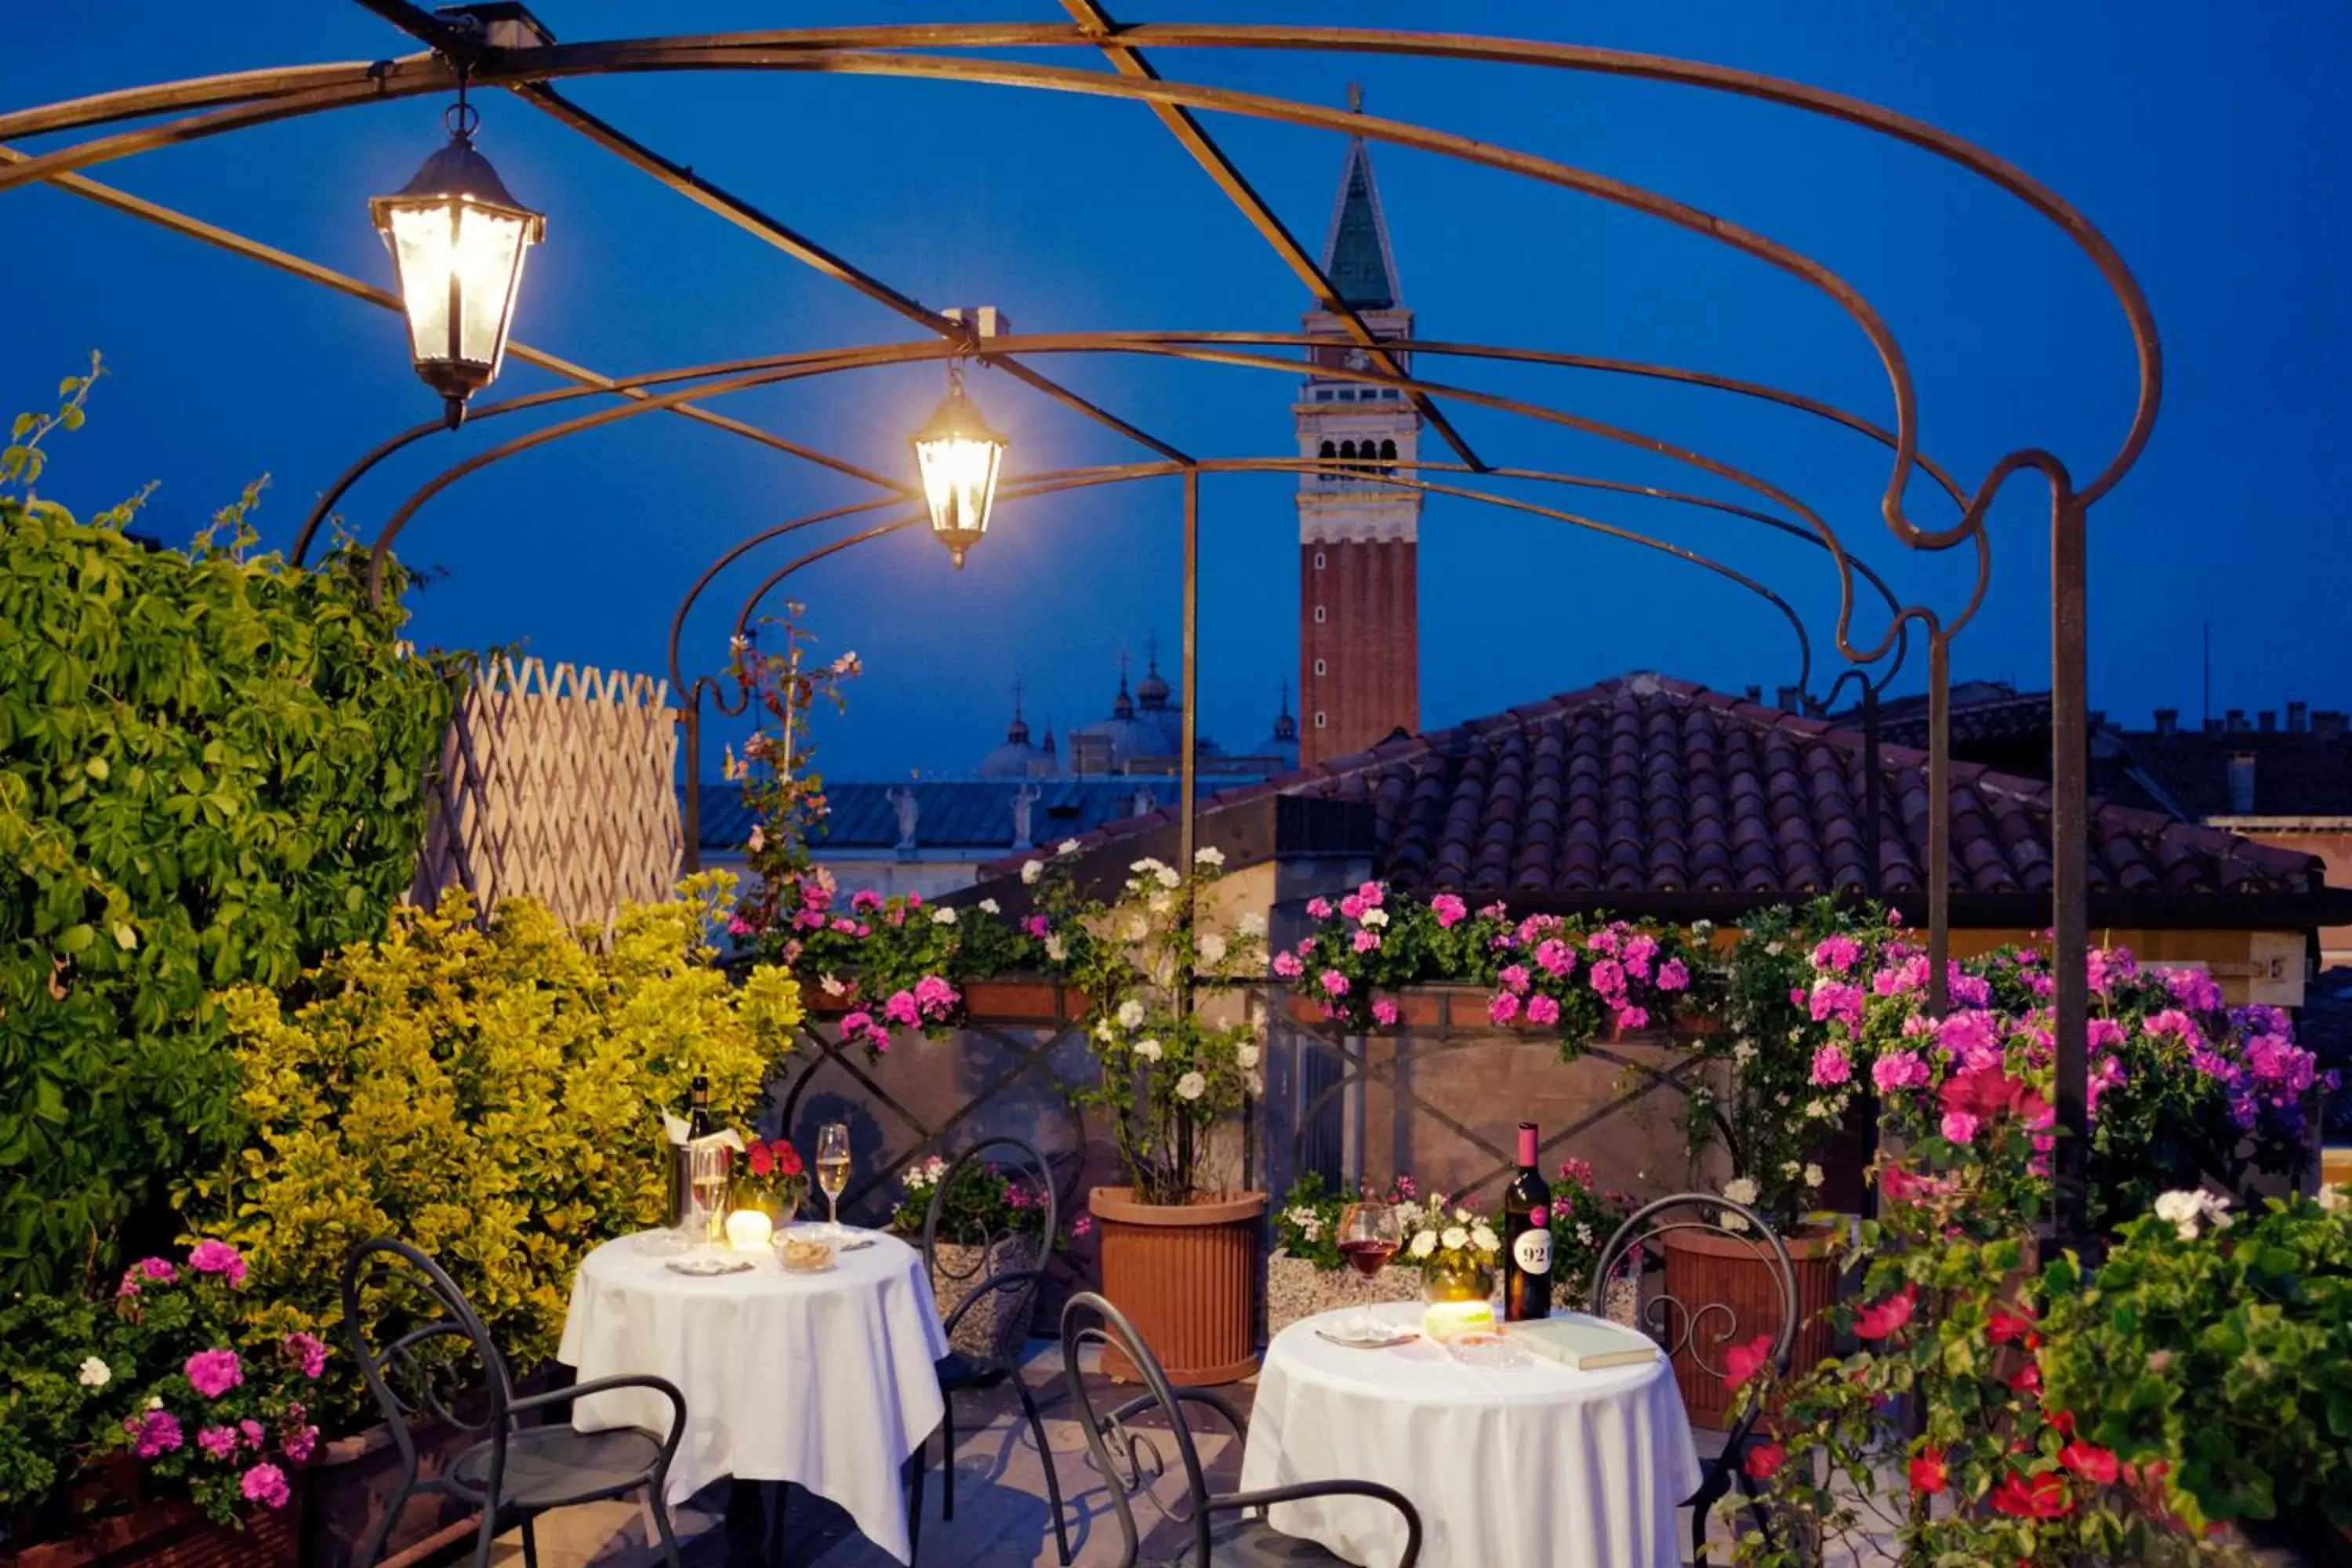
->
{"left": 8, "top": 4, "right": 2349, "bottom": 781}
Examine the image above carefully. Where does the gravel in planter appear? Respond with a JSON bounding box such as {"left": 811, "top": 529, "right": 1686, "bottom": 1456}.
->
{"left": 1265, "top": 1252, "right": 1641, "bottom": 1341}
{"left": 924, "top": 1236, "right": 1040, "bottom": 1363}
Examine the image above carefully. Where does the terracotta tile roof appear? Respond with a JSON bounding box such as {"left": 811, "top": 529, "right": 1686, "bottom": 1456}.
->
{"left": 1020, "top": 675, "right": 2326, "bottom": 902}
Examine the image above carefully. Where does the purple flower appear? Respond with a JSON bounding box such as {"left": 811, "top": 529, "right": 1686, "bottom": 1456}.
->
{"left": 127, "top": 1410, "right": 183, "bottom": 1458}
{"left": 1947, "top": 970, "right": 1992, "bottom": 1009}
{"left": 198, "top": 1425, "right": 240, "bottom": 1459}
{"left": 187, "top": 1240, "right": 246, "bottom": 1287}
{"left": 1430, "top": 894, "right": 1468, "bottom": 928}
{"left": 186, "top": 1348, "right": 243, "bottom": 1399}
{"left": 1525, "top": 993, "right": 1561, "bottom": 1027}
{"left": 1586, "top": 927, "right": 1621, "bottom": 956}
{"left": 2144, "top": 1008, "right": 2201, "bottom": 1045}
{"left": 241, "top": 1463, "right": 291, "bottom": 1510}
{"left": 1023, "top": 915, "right": 1050, "bottom": 940}
{"left": 2158, "top": 967, "right": 2223, "bottom": 1012}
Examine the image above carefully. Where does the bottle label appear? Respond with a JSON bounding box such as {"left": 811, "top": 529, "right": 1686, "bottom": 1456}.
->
{"left": 1513, "top": 1227, "right": 1553, "bottom": 1276}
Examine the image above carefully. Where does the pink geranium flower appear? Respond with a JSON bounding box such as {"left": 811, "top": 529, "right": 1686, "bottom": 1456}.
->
{"left": 282, "top": 1425, "right": 319, "bottom": 1464}
{"left": 1940, "top": 1110, "right": 1980, "bottom": 1145}
{"left": 1525, "top": 993, "right": 1561, "bottom": 1027}
{"left": 1319, "top": 970, "right": 1350, "bottom": 997}
{"left": 1488, "top": 991, "right": 1522, "bottom": 1025}
{"left": 1352, "top": 928, "right": 1381, "bottom": 953}
{"left": 1499, "top": 964, "right": 1532, "bottom": 995}
{"left": 1810, "top": 1044, "right": 1852, "bottom": 1087}
{"left": 198, "top": 1425, "right": 240, "bottom": 1459}
{"left": 186, "top": 1349, "right": 243, "bottom": 1399}
{"left": 127, "top": 1410, "right": 183, "bottom": 1457}
{"left": 281, "top": 1332, "right": 328, "bottom": 1379}
{"left": 241, "top": 1463, "right": 291, "bottom": 1509}
{"left": 1305, "top": 897, "right": 1333, "bottom": 919}
{"left": 1272, "top": 950, "right": 1304, "bottom": 978}
{"left": 1430, "top": 894, "right": 1467, "bottom": 927}
{"left": 1657, "top": 958, "right": 1689, "bottom": 992}
{"left": 1534, "top": 939, "right": 1573, "bottom": 976}
{"left": 1370, "top": 998, "right": 1400, "bottom": 1026}
{"left": 187, "top": 1240, "right": 247, "bottom": 1287}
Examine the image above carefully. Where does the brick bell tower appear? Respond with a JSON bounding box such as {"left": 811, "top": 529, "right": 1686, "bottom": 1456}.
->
{"left": 1297, "top": 106, "right": 1421, "bottom": 766}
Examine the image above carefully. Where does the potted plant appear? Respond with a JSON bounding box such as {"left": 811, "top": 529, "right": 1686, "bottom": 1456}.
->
{"left": 1266, "top": 1173, "right": 1429, "bottom": 1337}
{"left": 1544, "top": 1158, "right": 1639, "bottom": 1319}
{"left": 1047, "top": 849, "right": 1270, "bottom": 1384}
{"left": 887, "top": 1156, "right": 1087, "bottom": 1361}
{"left": 734, "top": 1136, "right": 809, "bottom": 1233}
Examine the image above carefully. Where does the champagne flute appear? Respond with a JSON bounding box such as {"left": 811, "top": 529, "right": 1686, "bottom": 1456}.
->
{"left": 815, "top": 1123, "right": 851, "bottom": 1240}
{"left": 1336, "top": 1200, "right": 1403, "bottom": 1338}
{"left": 689, "top": 1144, "right": 730, "bottom": 1254}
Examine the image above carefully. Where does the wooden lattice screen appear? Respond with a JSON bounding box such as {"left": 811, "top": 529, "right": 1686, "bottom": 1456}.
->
{"left": 411, "top": 656, "right": 683, "bottom": 927}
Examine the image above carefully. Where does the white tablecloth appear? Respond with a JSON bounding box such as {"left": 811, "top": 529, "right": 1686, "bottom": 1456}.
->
{"left": 1239, "top": 1302, "right": 1700, "bottom": 1568}
{"left": 557, "top": 1230, "right": 948, "bottom": 1564}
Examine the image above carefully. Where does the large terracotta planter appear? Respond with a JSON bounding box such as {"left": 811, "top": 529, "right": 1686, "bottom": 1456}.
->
{"left": 8, "top": 1496, "right": 298, "bottom": 1568}
{"left": 1661, "top": 1221, "right": 1841, "bottom": 1432}
{"left": 1091, "top": 1186, "right": 1267, "bottom": 1385}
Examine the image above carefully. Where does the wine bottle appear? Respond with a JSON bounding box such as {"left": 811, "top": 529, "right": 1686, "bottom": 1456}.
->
{"left": 1502, "top": 1121, "right": 1553, "bottom": 1321}
{"left": 686, "top": 1075, "right": 712, "bottom": 1142}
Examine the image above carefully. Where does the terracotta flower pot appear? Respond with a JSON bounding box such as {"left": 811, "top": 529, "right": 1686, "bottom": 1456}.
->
{"left": 8, "top": 1496, "right": 299, "bottom": 1568}
{"left": 1091, "top": 1186, "right": 1268, "bottom": 1385}
{"left": 1661, "top": 1221, "right": 1841, "bottom": 1432}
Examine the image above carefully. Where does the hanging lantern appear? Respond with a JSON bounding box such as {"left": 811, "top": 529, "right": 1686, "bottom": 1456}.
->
{"left": 909, "top": 365, "right": 1009, "bottom": 568}
{"left": 370, "top": 102, "right": 544, "bottom": 429}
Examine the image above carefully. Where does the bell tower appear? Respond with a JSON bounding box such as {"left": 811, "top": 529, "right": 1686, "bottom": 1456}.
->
{"left": 1297, "top": 97, "right": 1420, "bottom": 765}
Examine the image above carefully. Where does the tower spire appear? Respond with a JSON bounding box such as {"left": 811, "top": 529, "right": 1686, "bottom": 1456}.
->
{"left": 1319, "top": 103, "right": 1401, "bottom": 310}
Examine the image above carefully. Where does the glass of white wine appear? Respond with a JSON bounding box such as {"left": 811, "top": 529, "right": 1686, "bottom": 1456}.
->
{"left": 815, "top": 1123, "right": 851, "bottom": 1240}
{"left": 689, "top": 1143, "right": 731, "bottom": 1255}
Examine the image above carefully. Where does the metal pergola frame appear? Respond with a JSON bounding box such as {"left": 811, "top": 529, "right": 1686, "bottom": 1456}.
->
{"left": 2, "top": 6, "right": 2165, "bottom": 1245}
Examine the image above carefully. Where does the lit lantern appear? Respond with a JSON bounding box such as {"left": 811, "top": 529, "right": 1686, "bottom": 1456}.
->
{"left": 723, "top": 1208, "right": 775, "bottom": 1254}
{"left": 371, "top": 104, "right": 545, "bottom": 429}
{"left": 908, "top": 365, "right": 1009, "bottom": 568}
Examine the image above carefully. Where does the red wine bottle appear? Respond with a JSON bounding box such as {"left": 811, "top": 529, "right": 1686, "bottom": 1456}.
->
{"left": 1502, "top": 1122, "right": 1553, "bottom": 1321}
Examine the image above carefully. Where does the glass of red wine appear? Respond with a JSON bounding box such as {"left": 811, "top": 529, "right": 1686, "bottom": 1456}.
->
{"left": 1336, "top": 1200, "right": 1403, "bottom": 1338}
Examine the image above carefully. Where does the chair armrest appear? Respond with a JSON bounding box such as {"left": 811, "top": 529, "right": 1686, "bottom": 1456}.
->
{"left": 940, "top": 1267, "right": 1046, "bottom": 1338}
{"left": 509, "top": 1374, "right": 688, "bottom": 1453}
{"left": 1210, "top": 1481, "right": 1423, "bottom": 1568}
{"left": 1102, "top": 1386, "right": 1250, "bottom": 1448}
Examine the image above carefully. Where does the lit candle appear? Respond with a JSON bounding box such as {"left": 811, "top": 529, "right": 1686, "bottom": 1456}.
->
{"left": 724, "top": 1209, "right": 775, "bottom": 1253}
{"left": 1422, "top": 1297, "right": 1497, "bottom": 1343}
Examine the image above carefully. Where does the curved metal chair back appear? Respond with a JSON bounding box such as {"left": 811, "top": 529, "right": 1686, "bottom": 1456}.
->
{"left": 923, "top": 1134, "right": 1057, "bottom": 1364}
{"left": 341, "top": 1237, "right": 517, "bottom": 1484}
{"left": 1058, "top": 1290, "right": 1215, "bottom": 1568}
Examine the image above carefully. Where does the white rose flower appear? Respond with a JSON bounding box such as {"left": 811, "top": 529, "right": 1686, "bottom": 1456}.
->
{"left": 1454, "top": 1207, "right": 1472, "bottom": 1224}
{"left": 1765, "top": 941, "right": 1785, "bottom": 956}
{"left": 978, "top": 898, "right": 1000, "bottom": 915}
{"left": 1239, "top": 912, "right": 1268, "bottom": 938}
{"left": 1044, "top": 935, "right": 1067, "bottom": 963}
{"left": 1732, "top": 1040, "right": 1758, "bottom": 1065}
{"left": 1175, "top": 1071, "right": 1207, "bottom": 1101}
{"left": 1409, "top": 1229, "right": 1438, "bottom": 1259}
{"left": 1722, "top": 1177, "right": 1760, "bottom": 1207}
{"left": 2321, "top": 1184, "right": 2347, "bottom": 1214}
{"left": 1804, "top": 1163, "right": 1825, "bottom": 1189}
{"left": 1299, "top": 1216, "right": 1322, "bottom": 1242}
{"left": 1134, "top": 1037, "right": 1163, "bottom": 1062}
{"left": 1156, "top": 865, "right": 1181, "bottom": 890}
{"left": 1470, "top": 1225, "right": 1499, "bottom": 1252}
{"left": 1576, "top": 1222, "right": 1595, "bottom": 1246}
{"left": 1805, "top": 1098, "right": 1831, "bottom": 1119}
{"left": 1094, "top": 1021, "right": 1117, "bottom": 1043}
{"left": 2152, "top": 1189, "right": 2203, "bottom": 1239}
{"left": 1116, "top": 1000, "right": 1146, "bottom": 1029}
{"left": 1194, "top": 846, "right": 1225, "bottom": 867}
{"left": 1721, "top": 1211, "right": 1751, "bottom": 1233}
{"left": 1781, "top": 1160, "right": 1802, "bottom": 1179}
{"left": 1131, "top": 858, "right": 1163, "bottom": 877}
{"left": 1236, "top": 1044, "right": 1260, "bottom": 1069}
{"left": 931, "top": 906, "right": 957, "bottom": 924}
{"left": 78, "top": 1357, "right": 110, "bottom": 1388}
{"left": 1245, "top": 1072, "right": 1264, "bottom": 1097}
{"left": 1147, "top": 892, "right": 1174, "bottom": 917}
{"left": 1198, "top": 933, "right": 1229, "bottom": 964}
{"left": 147, "top": 1396, "right": 164, "bottom": 1410}
{"left": 1360, "top": 907, "right": 1388, "bottom": 927}
{"left": 819, "top": 973, "right": 846, "bottom": 996}
{"left": 1022, "top": 859, "right": 1044, "bottom": 885}
{"left": 1058, "top": 839, "right": 1082, "bottom": 856}
{"left": 1441, "top": 1226, "right": 1469, "bottom": 1251}
{"left": 1121, "top": 914, "right": 1150, "bottom": 941}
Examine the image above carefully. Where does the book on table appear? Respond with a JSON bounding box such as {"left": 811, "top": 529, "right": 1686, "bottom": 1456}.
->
{"left": 1504, "top": 1312, "right": 1660, "bottom": 1370}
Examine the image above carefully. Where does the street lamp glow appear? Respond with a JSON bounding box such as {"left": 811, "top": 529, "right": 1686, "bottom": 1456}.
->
{"left": 370, "top": 109, "right": 544, "bottom": 429}
{"left": 909, "top": 365, "right": 1008, "bottom": 568}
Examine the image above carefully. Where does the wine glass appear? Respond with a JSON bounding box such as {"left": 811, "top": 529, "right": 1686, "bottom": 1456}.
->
{"left": 688, "top": 1144, "right": 731, "bottom": 1255}
{"left": 1336, "top": 1200, "right": 1403, "bottom": 1338}
{"left": 815, "top": 1123, "right": 851, "bottom": 1240}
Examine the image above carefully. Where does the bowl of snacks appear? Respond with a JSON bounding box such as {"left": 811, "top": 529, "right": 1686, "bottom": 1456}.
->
{"left": 778, "top": 1230, "right": 837, "bottom": 1274}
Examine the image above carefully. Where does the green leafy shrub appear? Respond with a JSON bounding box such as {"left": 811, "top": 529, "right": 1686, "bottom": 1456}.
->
{"left": 0, "top": 367, "right": 452, "bottom": 1292}
{"left": 189, "top": 875, "right": 804, "bottom": 1422}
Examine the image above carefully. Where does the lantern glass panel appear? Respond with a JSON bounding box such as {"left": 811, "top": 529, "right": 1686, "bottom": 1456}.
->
{"left": 915, "top": 434, "right": 1003, "bottom": 538}
{"left": 385, "top": 202, "right": 456, "bottom": 362}
{"left": 453, "top": 204, "right": 531, "bottom": 368}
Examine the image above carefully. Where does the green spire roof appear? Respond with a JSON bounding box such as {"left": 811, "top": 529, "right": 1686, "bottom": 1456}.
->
{"left": 1320, "top": 138, "right": 1400, "bottom": 310}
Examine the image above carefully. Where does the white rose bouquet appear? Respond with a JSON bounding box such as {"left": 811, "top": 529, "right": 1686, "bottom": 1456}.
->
{"left": 1399, "top": 1195, "right": 1503, "bottom": 1276}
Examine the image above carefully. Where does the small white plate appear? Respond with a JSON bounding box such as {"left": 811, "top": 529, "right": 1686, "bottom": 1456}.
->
{"left": 665, "top": 1254, "right": 755, "bottom": 1277}
{"left": 1316, "top": 1322, "right": 1418, "bottom": 1350}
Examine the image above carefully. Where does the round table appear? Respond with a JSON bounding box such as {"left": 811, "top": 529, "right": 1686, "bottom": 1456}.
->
{"left": 1238, "top": 1301, "right": 1701, "bottom": 1568}
{"left": 557, "top": 1229, "right": 948, "bottom": 1565}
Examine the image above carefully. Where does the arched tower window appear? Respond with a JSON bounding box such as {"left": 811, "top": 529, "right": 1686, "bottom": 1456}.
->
{"left": 1319, "top": 440, "right": 1336, "bottom": 460}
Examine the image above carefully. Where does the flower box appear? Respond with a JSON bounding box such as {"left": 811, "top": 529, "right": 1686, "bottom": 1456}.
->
{"left": 1279, "top": 985, "right": 1715, "bottom": 1040}
{"left": 803, "top": 976, "right": 1084, "bottom": 1026}
{"left": 9, "top": 1495, "right": 298, "bottom": 1568}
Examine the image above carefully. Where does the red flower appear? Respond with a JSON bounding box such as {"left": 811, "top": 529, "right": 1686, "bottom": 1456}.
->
{"left": 1723, "top": 1334, "right": 1776, "bottom": 1392}
{"left": 1908, "top": 1448, "right": 1949, "bottom": 1495}
{"left": 1855, "top": 1283, "right": 1918, "bottom": 1341}
{"left": 1744, "top": 1440, "right": 1787, "bottom": 1482}
{"left": 1987, "top": 1307, "right": 2036, "bottom": 1345}
{"left": 747, "top": 1143, "right": 775, "bottom": 1178}
{"left": 2047, "top": 1408, "right": 2077, "bottom": 1439}
{"left": 2009, "top": 1360, "right": 2043, "bottom": 1396}
{"left": 1991, "top": 1469, "right": 2072, "bottom": 1520}
{"left": 772, "top": 1141, "right": 804, "bottom": 1178}
{"left": 2060, "top": 1442, "right": 2119, "bottom": 1486}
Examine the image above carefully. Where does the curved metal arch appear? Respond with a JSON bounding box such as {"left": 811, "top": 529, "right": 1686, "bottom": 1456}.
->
{"left": 0, "top": 27, "right": 2154, "bottom": 539}
{"left": 361, "top": 332, "right": 1937, "bottom": 683}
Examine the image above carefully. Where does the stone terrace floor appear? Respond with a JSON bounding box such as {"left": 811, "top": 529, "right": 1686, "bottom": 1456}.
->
{"left": 495, "top": 1340, "right": 1860, "bottom": 1568}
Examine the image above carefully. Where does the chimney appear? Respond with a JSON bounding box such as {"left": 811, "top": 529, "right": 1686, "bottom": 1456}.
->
{"left": 2315, "top": 710, "right": 2347, "bottom": 741}
{"left": 2287, "top": 701, "right": 2309, "bottom": 732}
{"left": 2153, "top": 707, "right": 2178, "bottom": 736}
{"left": 1775, "top": 684, "right": 1802, "bottom": 711}
{"left": 2226, "top": 753, "right": 2256, "bottom": 815}
{"left": 2225, "top": 708, "right": 2248, "bottom": 732}
{"left": 2258, "top": 710, "right": 2278, "bottom": 732}
{"left": 1744, "top": 685, "right": 1762, "bottom": 704}
{"left": 2203, "top": 718, "right": 2223, "bottom": 734}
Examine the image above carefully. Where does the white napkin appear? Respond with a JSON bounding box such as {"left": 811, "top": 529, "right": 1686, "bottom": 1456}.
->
{"left": 661, "top": 1112, "right": 747, "bottom": 1152}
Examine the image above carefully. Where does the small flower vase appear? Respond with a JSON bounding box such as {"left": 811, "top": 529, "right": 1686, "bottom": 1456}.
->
{"left": 1420, "top": 1257, "right": 1497, "bottom": 1342}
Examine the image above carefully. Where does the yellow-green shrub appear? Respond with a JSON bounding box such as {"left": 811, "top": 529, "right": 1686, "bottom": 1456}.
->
{"left": 185, "top": 874, "right": 802, "bottom": 1414}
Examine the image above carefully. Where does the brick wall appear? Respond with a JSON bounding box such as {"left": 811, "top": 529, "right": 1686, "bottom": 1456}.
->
{"left": 1300, "top": 537, "right": 1418, "bottom": 764}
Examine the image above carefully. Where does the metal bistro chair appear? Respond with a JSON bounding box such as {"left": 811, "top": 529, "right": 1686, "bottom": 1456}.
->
{"left": 1589, "top": 1193, "right": 1799, "bottom": 1567}
{"left": 1058, "top": 1291, "right": 1423, "bottom": 1568}
{"left": 341, "top": 1237, "right": 689, "bottom": 1568}
{"left": 917, "top": 1136, "right": 1072, "bottom": 1563}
